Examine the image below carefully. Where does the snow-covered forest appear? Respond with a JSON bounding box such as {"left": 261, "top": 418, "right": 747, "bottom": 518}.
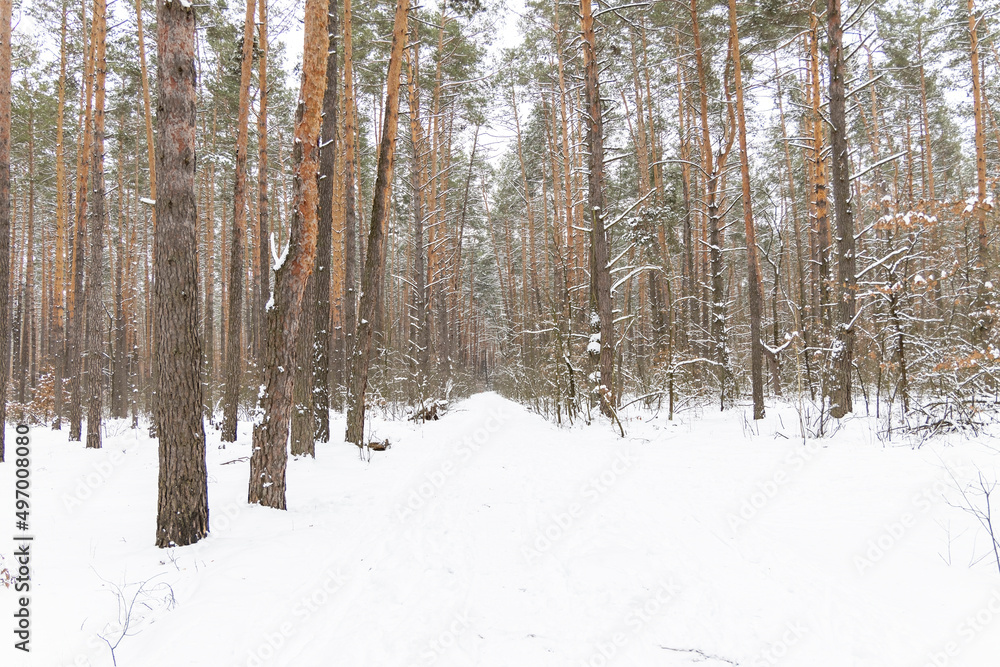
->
{"left": 1, "top": 0, "right": 1000, "bottom": 663}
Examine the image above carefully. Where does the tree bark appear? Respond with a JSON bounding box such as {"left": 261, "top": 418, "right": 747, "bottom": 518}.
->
{"left": 581, "top": 0, "right": 614, "bottom": 417}
{"left": 0, "top": 0, "right": 10, "bottom": 459}
{"left": 311, "top": 0, "right": 338, "bottom": 443}
{"left": 826, "top": 0, "right": 857, "bottom": 419}
{"left": 69, "top": 0, "right": 95, "bottom": 442}
{"left": 692, "top": 0, "right": 734, "bottom": 408}
{"left": 221, "top": 0, "right": 257, "bottom": 442}
{"left": 53, "top": 0, "right": 68, "bottom": 429}
{"left": 18, "top": 100, "right": 34, "bottom": 406}
{"left": 968, "top": 0, "right": 992, "bottom": 343}
{"left": 248, "top": 0, "right": 328, "bottom": 507}
{"left": 154, "top": 0, "right": 208, "bottom": 548}
{"left": 406, "top": 42, "right": 429, "bottom": 398}
{"left": 344, "top": 0, "right": 409, "bottom": 446}
{"left": 728, "top": 0, "right": 765, "bottom": 419}
{"left": 970, "top": 0, "right": 987, "bottom": 268}
{"left": 342, "top": 0, "right": 357, "bottom": 404}
{"left": 809, "top": 9, "right": 831, "bottom": 340}
{"left": 775, "top": 53, "right": 814, "bottom": 397}
{"left": 112, "top": 132, "right": 127, "bottom": 419}
{"left": 85, "top": 0, "right": 107, "bottom": 449}
{"left": 256, "top": 0, "right": 270, "bottom": 363}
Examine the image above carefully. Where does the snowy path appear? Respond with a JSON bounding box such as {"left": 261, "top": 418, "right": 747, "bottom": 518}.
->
{"left": 2, "top": 392, "right": 999, "bottom": 666}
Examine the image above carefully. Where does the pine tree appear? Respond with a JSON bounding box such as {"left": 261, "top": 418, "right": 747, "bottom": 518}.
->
{"left": 248, "top": 0, "right": 328, "bottom": 508}
{"left": 154, "top": 0, "right": 208, "bottom": 548}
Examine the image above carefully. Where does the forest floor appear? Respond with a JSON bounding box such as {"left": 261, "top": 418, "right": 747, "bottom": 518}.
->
{"left": 2, "top": 392, "right": 1000, "bottom": 666}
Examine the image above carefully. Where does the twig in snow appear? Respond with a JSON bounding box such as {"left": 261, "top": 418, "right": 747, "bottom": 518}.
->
{"left": 660, "top": 645, "right": 739, "bottom": 665}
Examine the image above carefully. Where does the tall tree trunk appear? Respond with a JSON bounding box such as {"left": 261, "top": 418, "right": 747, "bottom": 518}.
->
{"left": 311, "top": 0, "right": 338, "bottom": 443}
{"left": 728, "top": 0, "right": 765, "bottom": 419}
{"left": 221, "top": 0, "right": 257, "bottom": 442}
{"left": 826, "top": 0, "right": 857, "bottom": 419}
{"left": 406, "top": 42, "right": 429, "bottom": 398}
{"left": 342, "top": 0, "right": 357, "bottom": 404}
{"left": 248, "top": 0, "right": 328, "bottom": 508}
{"left": 290, "top": 269, "right": 315, "bottom": 455}
{"left": 112, "top": 134, "right": 127, "bottom": 419}
{"left": 677, "top": 35, "right": 696, "bottom": 353}
{"left": 18, "top": 101, "right": 34, "bottom": 406}
{"left": 968, "top": 0, "right": 992, "bottom": 342}
{"left": 407, "top": 49, "right": 430, "bottom": 401}
{"left": 154, "top": 0, "right": 208, "bottom": 547}
{"left": 775, "top": 53, "right": 814, "bottom": 397}
{"left": 292, "top": 0, "right": 322, "bottom": 456}
{"left": 0, "top": 0, "right": 10, "bottom": 459}
{"left": 203, "top": 117, "right": 216, "bottom": 416}
{"left": 809, "top": 9, "right": 831, "bottom": 341}
{"left": 53, "top": 0, "right": 68, "bottom": 429}
{"left": 581, "top": 0, "right": 614, "bottom": 417}
{"left": 344, "top": 0, "right": 409, "bottom": 446}
{"left": 136, "top": 0, "right": 157, "bottom": 430}
{"left": 69, "top": 0, "right": 95, "bottom": 442}
{"left": 85, "top": 0, "right": 107, "bottom": 449}
{"left": 137, "top": 0, "right": 156, "bottom": 230}
{"left": 692, "top": 0, "right": 734, "bottom": 408}
{"left": 219, "top": 160, "right": 228, "bottom": 389}
{"left": 970, "top": 0, "right": 987, "bottom": 268}
{"left": 256, "top": 0, "right": 270, "bottom": 361}
{"left": 553, "top": 0, "right": 575, "bottom": 326}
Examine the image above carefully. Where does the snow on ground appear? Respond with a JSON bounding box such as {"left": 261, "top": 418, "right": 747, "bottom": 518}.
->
{"left": 2, "top": 392, "right": 1000, "bottom": 667}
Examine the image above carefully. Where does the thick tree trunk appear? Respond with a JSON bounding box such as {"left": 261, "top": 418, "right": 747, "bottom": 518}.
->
{"left": 826, "top": 0, "right": 857, "bottom": 419}
{"left": 291, "top": 0, "right": 321, "bottom": 455}
{"left": 154, "top": 0, "right": 208, "bottom": 548}
{"left": 248, "top": 0, "right": 328, "bottom": 508}
{"left": 344, "top": 0, "right": 409, "bottom": 446}
{"left": 311, "top": 0, "right": 338, "bottom": 443}
{"left": 221, "top": 0, "right": 257, "bottom": 443}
